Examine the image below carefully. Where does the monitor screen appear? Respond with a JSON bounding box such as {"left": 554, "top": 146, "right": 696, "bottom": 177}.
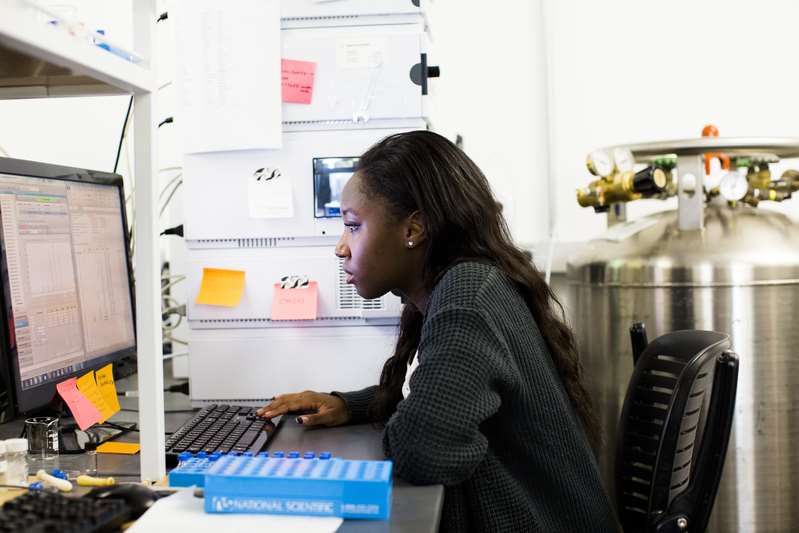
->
{"left": 0, "top": 158, "right": 135, "bottom": 415}
{"left": 313, "top": 157, "right": 358, "bottom": 218}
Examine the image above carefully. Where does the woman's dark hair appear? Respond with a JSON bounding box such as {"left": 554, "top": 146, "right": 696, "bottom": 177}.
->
{"left": 359, "top": 130, "right": 600, "bottom": 447}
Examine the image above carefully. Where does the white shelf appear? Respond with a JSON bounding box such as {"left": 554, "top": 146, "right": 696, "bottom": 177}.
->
{"left": 0, "top": 3, "right": 154, "bottom": 98}
{"left": 0, "top": 2, "right": 166, "bottom": 481}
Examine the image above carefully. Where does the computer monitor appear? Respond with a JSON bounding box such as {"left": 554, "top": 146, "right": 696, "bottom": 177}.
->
{"left": 0, "top": 157, "right": 136, "bottom": 418}
{"left": 313, "top": 157, "right": 358, "bottom": 218}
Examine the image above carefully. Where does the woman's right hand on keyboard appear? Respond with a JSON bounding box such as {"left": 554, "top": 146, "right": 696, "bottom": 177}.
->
{"left": 256, "top": 391, "right": 350, "bottom": 427}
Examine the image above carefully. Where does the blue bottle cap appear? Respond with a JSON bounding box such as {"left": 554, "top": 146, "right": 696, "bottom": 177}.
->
{"left": 50, "top": 469, "right": 67, "bottom": 480}
{"left": 243, "top": 451, "right": 254, "bottom": 457}
{"left": 177, "top": 451, "right": 192, "bottom": 461}
{"left": 209, "top": 452, "right": 222, "bottom": 461}
{"left": 288, "top": 451, "right": 300, "bottom": 459}
{"left": 319, "top": 452, "right": 332, "bottom": 460}
{"left": 197, "top": 451, "right": 208, "bottom": 459}
{"left": 303, "top": 452, "right": 315, "bottom": 459}
{"left": 272, "top": 451, "right": 285, "bottom": 458}
{"left": 229, "top": 451, "right": 241, "bottom": 457}
{"left": 257, "top": 452, "right": 269, "bottom": 458}
{"left": 28, "top": 482, "right": 43, "bottom": 490}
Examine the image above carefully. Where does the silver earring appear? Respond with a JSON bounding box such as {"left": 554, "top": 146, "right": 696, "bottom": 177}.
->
{"left": 407, "top": 241, "right": 414, "bottom": 248}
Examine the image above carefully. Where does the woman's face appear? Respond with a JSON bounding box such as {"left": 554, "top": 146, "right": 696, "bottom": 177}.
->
{"left": 335, "top": 173, "right": 413, "bottom": 300}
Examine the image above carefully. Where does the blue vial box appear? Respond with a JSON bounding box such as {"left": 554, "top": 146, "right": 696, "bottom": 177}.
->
{"left": 168, "top": 451, "right": 332, "bottom": 487}
{"left": 168, "top": 452, "right": 218, "bottom": 488}
{"left": 204, "top": 454, "right": 392, "bottom": 520}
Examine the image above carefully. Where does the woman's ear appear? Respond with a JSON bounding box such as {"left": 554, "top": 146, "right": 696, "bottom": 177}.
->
{"left": 404, "top": 211, "right": 426, "bottom": 249}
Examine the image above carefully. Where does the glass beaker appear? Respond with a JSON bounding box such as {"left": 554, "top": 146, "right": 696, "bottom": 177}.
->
{"left": 25, "top": 416, "right": 59, "bottom": 461}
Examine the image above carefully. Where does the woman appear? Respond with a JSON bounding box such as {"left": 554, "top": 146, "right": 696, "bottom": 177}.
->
{"left": 257, "top": 131, "right": 618, "bottom": 532}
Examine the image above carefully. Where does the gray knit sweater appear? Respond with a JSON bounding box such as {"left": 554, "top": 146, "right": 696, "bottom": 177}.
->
{"left": 337, "top": 262, "right": 619, "bottom": 532}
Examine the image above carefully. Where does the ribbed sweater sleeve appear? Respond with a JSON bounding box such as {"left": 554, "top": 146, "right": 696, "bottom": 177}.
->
{"left": 331, "top": 385, "right": 378, "bottom": 425}
{"left": 382, "top": 307, "right": 507, "bottom": 486}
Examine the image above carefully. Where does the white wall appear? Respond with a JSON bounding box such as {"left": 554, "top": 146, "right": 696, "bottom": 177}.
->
{"left": 547, "top": 0, "right": 799, "bottom": 247}
{"left": 428, "top": 0, "right": 551, "bottom": 246}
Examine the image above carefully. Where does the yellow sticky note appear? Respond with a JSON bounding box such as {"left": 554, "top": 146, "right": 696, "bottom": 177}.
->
{"left": 96, "top": 441, "right": 140, "bottom": 455}
{"left": 95, "top": 364, "right": 121, "bottom": 417}
{"left": 76, "top": 371, "right": 115, "bottom": 423}
{"left": 195, "top": 268, "right": 246, "bottom": 307}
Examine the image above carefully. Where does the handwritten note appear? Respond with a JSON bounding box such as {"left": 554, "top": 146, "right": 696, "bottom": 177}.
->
{"left": 282, "top": 59, "right": 316, "bottom": 104}
{"left": 95, "top": 364, "right": 121, "bottom": 416}
{"left": 56, "top": 378, "right": 102, "bottom": 431}
{"left": 196, "top": 268, "right": 246, "bottom": 307}
{"left": 76, "top": 371, "right": 115, "bottom": 423}
{"left": 174, "top": 0, "right": 282, "bottom": 153}
{"left": 271, "top": 281, "right": 318, "bottom": 320}
{"left": 96, "top": 441, "right": 140, "bottom": 455}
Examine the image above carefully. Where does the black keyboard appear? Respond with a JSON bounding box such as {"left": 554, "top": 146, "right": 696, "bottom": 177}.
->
{"left": 165, "top": 404, "right": 279, "bottom": 467}
{"left": 0, "top": 490, "right": 132, "bottom": 533}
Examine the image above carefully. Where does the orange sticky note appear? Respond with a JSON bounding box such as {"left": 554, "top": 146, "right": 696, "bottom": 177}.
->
{"left": 271, "top": 281, "right": 318, "bottom": 320}
{"left": 76, "top": 371, "right": 115, "bottom": 423}
{"left": 195, "top": 268, "right": 246, "bottom": 307}
{"left": 56, "top": 378, "right": 102, "bottom": 431}
{"left": 281, "top": 59, "right": 316, "bottom": 104}
{"left": 95, "top": 363, "right": 121, "bottom": 416}
{"left": 96, "top": 441, "right": 140, "bottom": 455}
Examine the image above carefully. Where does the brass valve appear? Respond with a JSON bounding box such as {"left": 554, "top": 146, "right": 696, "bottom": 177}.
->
{"left": 577, "top": 167, "right": 672, "bottom": 210}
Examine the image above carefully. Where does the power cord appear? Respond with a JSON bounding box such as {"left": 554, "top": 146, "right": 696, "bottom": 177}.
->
{"left": 112, "top": 96, "right": 133, "bottom": 173}
{"left": 160, "top": 224, "right": 183, "bottom": 237}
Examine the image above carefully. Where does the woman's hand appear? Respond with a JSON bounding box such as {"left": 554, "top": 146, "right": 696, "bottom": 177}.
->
{"left": 256, "top": 391, "right": 350, "bottom": 427}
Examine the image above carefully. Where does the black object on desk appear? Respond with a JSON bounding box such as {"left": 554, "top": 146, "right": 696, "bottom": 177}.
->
{"left": 164, "top": 404, "right": 279, "bottom": 467}
{"left": 0, "top": 489, "right": 134, "bottom": 533}
{"left": 85, "top": 484, "right": 164, "bottom": 520}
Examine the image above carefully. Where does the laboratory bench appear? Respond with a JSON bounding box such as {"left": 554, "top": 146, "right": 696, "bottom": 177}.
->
{"left": 0, "top": 367, "right": 443, "bottom": 532}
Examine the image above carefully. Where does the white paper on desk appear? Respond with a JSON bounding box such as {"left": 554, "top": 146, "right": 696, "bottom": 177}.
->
{"left": 174, "top": 0, "right": 282, "bottom": 154}
{"left": 248, "top": 165, "right": 294, "bottom": 219}
{"left": 126, "top": 489, "right": 343, "bottom": 533}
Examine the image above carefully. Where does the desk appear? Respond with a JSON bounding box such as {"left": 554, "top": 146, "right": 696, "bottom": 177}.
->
{"left": 0, "top": 369, "right": 443, "bottom": 532}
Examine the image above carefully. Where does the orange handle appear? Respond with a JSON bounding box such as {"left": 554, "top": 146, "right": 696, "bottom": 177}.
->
{"left": 702, "top": 124, "right": 730, "bottom": 174}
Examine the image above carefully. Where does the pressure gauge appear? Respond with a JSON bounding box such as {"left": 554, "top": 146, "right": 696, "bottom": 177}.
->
{"left": 719, "top": 171, "right": 749, "bottom": 201}
{"left": 613, "top": 147, "right": 635, "bottom": 173}
{"left": 586, "top": 150, "right": 614, "bottom": 178}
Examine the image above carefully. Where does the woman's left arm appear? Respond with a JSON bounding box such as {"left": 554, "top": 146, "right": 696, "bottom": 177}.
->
{"left": 383, "top": 306, "right": 509, "bottom": 486}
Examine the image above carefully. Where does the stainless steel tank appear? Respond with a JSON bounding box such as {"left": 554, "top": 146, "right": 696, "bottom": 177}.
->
{"left": 567, "top": 203, "right": 799, "bottom": 532}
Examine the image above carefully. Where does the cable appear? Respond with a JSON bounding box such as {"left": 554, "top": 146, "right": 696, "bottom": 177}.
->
{"left": 98, "top": 422, "right": 139, "bottom": 433}
{"left": 159, "top": 180, "right": 183, "bottom": 217}
{"left": 158, "top": 117, "right": 174, "bottom": 128}
{"left": 159, "top": 172, "right": 183, "bottom": 201}
{"left": 113, "top": 96, "right": 133, "bottom": 173}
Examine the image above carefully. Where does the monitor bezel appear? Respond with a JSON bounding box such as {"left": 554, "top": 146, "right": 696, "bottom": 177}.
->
{"left": 0, "top": 157, "right": 137, "bottom": 415}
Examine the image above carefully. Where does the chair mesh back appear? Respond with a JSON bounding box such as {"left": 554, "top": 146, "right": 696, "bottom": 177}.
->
{"left": 616, "top": 330, "right": 730, "bottom": 532}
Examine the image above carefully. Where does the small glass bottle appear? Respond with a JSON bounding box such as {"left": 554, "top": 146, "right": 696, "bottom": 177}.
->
{"left": 5, "top": 438, "right": 28, "bottom": 486}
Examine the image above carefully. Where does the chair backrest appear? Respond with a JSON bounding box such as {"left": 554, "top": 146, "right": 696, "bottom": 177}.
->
{"left": 616, "top": 324, "right": 739, "bottom": 533}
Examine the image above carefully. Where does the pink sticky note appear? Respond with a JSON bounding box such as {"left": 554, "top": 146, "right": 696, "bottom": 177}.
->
{"left": 271, "top": 281, "right": 318, "bottom": 320}
{"left": 56, "top": 377, "right": 103, "bottom": 431}
{"left": 281, "top": 59, "right": 316, "bottom": 105}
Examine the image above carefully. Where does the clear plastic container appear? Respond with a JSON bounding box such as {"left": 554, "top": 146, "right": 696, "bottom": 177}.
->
{"left": 5, "top": 438, "right": 28, "bottom": 486}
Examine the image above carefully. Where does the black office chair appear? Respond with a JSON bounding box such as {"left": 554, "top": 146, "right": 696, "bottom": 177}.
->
{"left": 615, "top": 323, "right": 739, "bottom": 533}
